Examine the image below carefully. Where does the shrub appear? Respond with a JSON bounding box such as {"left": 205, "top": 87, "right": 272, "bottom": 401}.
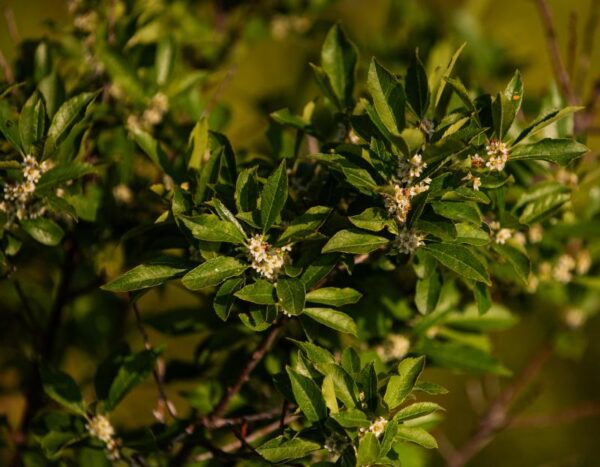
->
{"left": 0, "top": 2, "right": 598, "bottom": 466}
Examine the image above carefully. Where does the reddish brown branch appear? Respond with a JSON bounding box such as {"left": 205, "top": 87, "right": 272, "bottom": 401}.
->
{"left": 510, "top": 401, "right": 600, "bottom": 428}
{"left": 446, "top": 345, "right": 552, "bottom": 467}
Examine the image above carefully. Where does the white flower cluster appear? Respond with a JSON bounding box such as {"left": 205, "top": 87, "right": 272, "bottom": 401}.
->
{"left": 488, "top": 221, "right": 512, "bottom": 244}
{"left": 538, "top": 250, "right": 591, "bottom": 285}
{"left": 143, "top": 93, "right": 170, "bottom": 126}
{"left": 395, "top": 228, "right": 426, "bottom": 255}
{"left": 485, "top": 140, "right": 510, "bottom": 172}
{"left": 247, "top": 234, "right": 291, "bottom": 280}
{"left": 376, "top": 334, "right": 411, "bottom": 362}
{"left": 0, "top": 156, "right": 52, "bottom": 223}
{"left": 359, "top": 417, "right": 388, "bottom": 438}
{"left": 86, "top": 415, "right": 120, "bottom": 460}
{"left": 384, "top": 154, "right": 431, "bottom": 225}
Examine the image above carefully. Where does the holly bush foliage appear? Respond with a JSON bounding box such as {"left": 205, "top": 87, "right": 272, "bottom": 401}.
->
{"left": 1, "top": 1, "right": 598, "bottom": 466}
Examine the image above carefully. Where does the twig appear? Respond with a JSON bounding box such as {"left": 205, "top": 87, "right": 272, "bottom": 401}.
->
{"left": 4, "top": 7, "right": 20, "bottom": 43}
{"left": 509, "top": 401, "right": 600, "bottom": 428}
{"left": 207, "top": 409, "right": 284, "bottom": 429}
{"left": 130, "top": 297, "right": 178, "bottom": 421}
{"left": 535, "top": 0, "right": 578, "bottom": 105}
{"left": 0, "top": 48, "right": 15, "bottom": 85}
{"left": 567, "top": 11, "right": 578, "bottom": 78}
{"left": 193, "top": 415, "right": 298, "bottom": 462}
{"left": 206, "top": 318, "right": 285, "bottom": 422}
{"left": 446, "top": 345, "right": 552, "bottom": 467}
{"left": 108, "top": 0, "right": 117, "bottom": 45}
{"left": 575, "top": 0, "right": 600, "bottom": 94}
{"left": 200, "top": 64, "right": 237, "bottom": 119}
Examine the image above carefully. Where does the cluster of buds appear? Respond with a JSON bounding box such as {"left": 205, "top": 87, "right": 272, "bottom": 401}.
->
{"left": 359, "top": 417, "right": 388, "bottom": 438}
{"left": 247, "top": 234, "right": 291, "bottom": 280}
{"left": 86, "top": 415, "right": 120, "bottom": 460}
{"left": 395, "top": 228, "right": 426, "bottom": 255}
{"left": 323, "top": 435, "right": 347, "bottom": 456}
{"left": 485, "top": 140, "right": 510, "bottom": 171}
{"left": 538, "top": 250, "right": 591, "bottom": 284}
{"left": 488, "top": 221, "right": 512, "bottom": 244}
{"left": 376, "top": 334, "right": 411, "bottom": 362}
{"left": 143, "top": 93, "right": 170, "bottom": 126}
{"left": 270, "top": 14, "right": 310, "bottom": 40}
{"left": 0, "top": 156, "right": 53, "bottom": 223}
{"left": 384, "top": 154, "right": 431, "bottom": 224}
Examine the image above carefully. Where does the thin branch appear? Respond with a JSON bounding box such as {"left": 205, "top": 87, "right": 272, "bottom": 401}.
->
{"left": 509, "top": 401, "right": 600, "bottom": 428}
{"left": 0, "top": 48, "right": 15, "bottom": 85}
{"left": 575, "top": 0, "right": 600, "bottom": 94}
{"left": 446, "top": 345, "right": 552, "bottom": 467}
{"left": 130, "top": 297, "right": 178, "bottom": 421}
{"left": 207, "top": 409, "right": 284, "bottom": 429}
{"left": 535, "top": 0, "right": 578, "bottom": 105}
{"left": 193, "top": 415, "right": 299, "bottom": 462}
{"left": 206, "top": 318, "right": 285, "bottom": 423}
{"left": 567, "top": 11, "right": 578, "bottom": 79}
{"left": 3, "top": 7, "right": 20, "bottom": 43}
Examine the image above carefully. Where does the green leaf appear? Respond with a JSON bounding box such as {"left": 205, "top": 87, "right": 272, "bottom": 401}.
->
{"left": 357, "top": 432, "right": 380, "bottom": 466}
{"left": 305, "top": 287, "right": 362, "bottom": 307}
{"left": 300, "top": 254, "right": 339, "bottom": 289}
{"left": 418, "top": 340, "right": 510, "bottom": 375}
{"left": 445, "top": 77, "right": 476, "bottom": 112}
{"left": 20, "top": 218, "right": 64, "bottom": 246}
{"left": 97, "top": 46, "right": 146, "bottom": 102}
{"left": 406, "top": 54, "right": 429, "bottom": 118}
{"left": 289, "top": 339, "right": 336, "bottom": 364}
{"left": 321, "top": 24, "right": 358, "bottom": 109}
{"left": 187, "top": 118, "right": 208, "bottom": 171}
{"left": 0, "top": 100, "right": 23, "bottom": 152}
{"left": 182, "top": 256, "right": 247, "bottom": 290}
{"left": 103, "top": 258, "right": 190, "bottom": 292}
{"left": 445, "top": 303, "right": 518, "bottom": 331}
{"left": 395, "top": 426, "right": 438, "bottom": 449}
{"left": 513, "top": 106, "right": 583, "bottom": 143}
{"left": 349, "top": 207, "right": 397, "bottom": 233}
{"left": 492, "top": 91, "right": 514, "bottom": 139}
{"left": 235, "top": 167, "right": 259, "bottom": 213}
{"left": 413, "top": 381, "right": 449, "bottom": 395}
{"left": 214, "top": 277, "right": 245, "bottom": 321}
{"left": 518, "top": 191, "right": 570, "bottom": 225}
{"left": 322, "top": 374, "right": 339, "bottom": 414}
{"left": 303, "top": 308, "right": 358, "bottom": 335}
{"left": 155, "top": 36, "right": 175, "bottom": 86}
{"left": 510, "top": 138, "right": 588, "bottom": 165}
{"left": 415, "top": 271, "right": 441, "bottom": 315}
{"left": 179, "top": 214, "right": 246, "bottom": 244}
{"left": 276, "top": 277, "right": 306, "bottom": 315}
{"left": 256, "top": 436, "right": 321, "bottom": 463}
{"left": 379, "top": 419, "right": 399, "bottom": 458}
{"left": 493, "top": 244, "right": 530, "bottom": 285}
{"left": 277, "top": 206, "right": 331, "bottom": 244}
{"left": 44, "top": 92, "right": 97, "bottom": 156}
{"left": 19, "top": 92, "right": 46, "bottom": 155}
{"left": 322, "top": 228, "right": 389, "bottom": 254}
{"left": 40, "top": 365, "right": 86, "bottom": 416}
{"left": 368, "top": 58, "right": 405, "bottom": 135}
{"left": 331, "top": 408, "right": 370, "bottom": 428}
{"left": 36, "top": 163, "right": 95, "bottom": 190}
{"left": 431, "top": 201, "right": 482, "bottom": 225}
{"left": 315, "top": 363, "right": 358, "bottom": 408}
{"left": 504, "top": 70, "right": 523, "bottom": 116}
{"left": 261, "top": 161, "right": 288, "bottom": 232}
{"left": 105, "top": 349, "right": 158, "bottom": 411}
{"left": 235, "top": 280, "right": 277, "bottom": 305}
{"left": 393, "top": 402, "right": 444, "bottom": 421}
{"left": 422, "top": 243, "right": 490, "bottom": 285}
{"left": 129, "top": 127, "right": 172, "bottom": 174}
{"left": 383, "top": 356, "right": 425, "bottom": 410}
{"left": 286, "top": 367, "right": 327, "bottom": 422}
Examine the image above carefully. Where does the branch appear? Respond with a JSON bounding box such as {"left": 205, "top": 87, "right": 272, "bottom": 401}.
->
{"left": 205, "top": 318, "right": 285, "bottom": 423}
{"left": 535, "top": 0, "right": 578, "bottom": 105}
{"left": 509, "top": 401, "right": 600, "bottom": 428}
{"left": 575, "top": 0, "right": 600, "bottom": 94}
{"left": 130, "top": 298, "right": 178, "bottom": 421}
{"left": 193, "top": 415, "right": 299, "bottom": 462}
{"left": 446, "top": 345, "right": 552, "bottom": 467}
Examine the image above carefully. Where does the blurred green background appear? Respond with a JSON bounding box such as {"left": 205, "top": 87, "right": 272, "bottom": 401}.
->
{"left": 1, "top": 1, "right": 599, "bottom": 466}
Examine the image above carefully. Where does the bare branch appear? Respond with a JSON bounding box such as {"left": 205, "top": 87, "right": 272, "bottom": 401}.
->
{"left": 446, "top": 345, "right": 552, "bottom": 467}
{"left": 567, "top": 11, "right": 578, "bottom": 78}
{"left": 510, "top": 401, "right": 600, "bottom": 428}
{"left": 535, "top": 0, "right": 578, "bottom": 105}
{"left": 575, "top": 0, "right": 600, "bottom": 94}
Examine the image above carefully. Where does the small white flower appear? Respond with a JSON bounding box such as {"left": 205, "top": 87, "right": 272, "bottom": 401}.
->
{"left": 564, "top": 308, "right": 586, "bottom": 329}
{"left": 553, "top": 254, "right": 576, "bottom": 283}
{"left": 399, "top": 153, "right": 427, "bottom": 183}
{"left": 471, "top": 154, "right": 485, "bottom": 169}
{"left": 462, "top": 172, "right": 481, "bottom": 191}
{"left": 86, "top": 415, "right": 115, "bottom": 444}
{"left": 247, "top": 234, "right": 291, "bottom": 280}
{"left": 528, "top": 224, "right": 543, "bottom": 243}
{"left": 485, "top": 140, "right": 510, "bottom": 172}
{"left": 395, "top": 228, "right": 425, "bottom": 255}
{"left": 376, "top": 334, "right": 411, "bottom": 362}
{"left": 575, "top": 250, "right": 591, "bottom": 275}
{"left": 112, "top": 184, "right": 133, "bottom": 205}
{"left": 369, "top": 417, "right": 388, "bottom": 438}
